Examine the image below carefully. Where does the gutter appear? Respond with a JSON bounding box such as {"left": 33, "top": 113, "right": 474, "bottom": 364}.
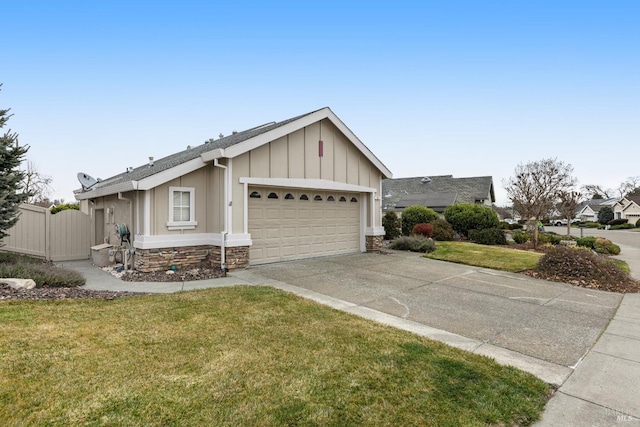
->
{"left": 213, "top": 159, "right": 229, "bottom": 272}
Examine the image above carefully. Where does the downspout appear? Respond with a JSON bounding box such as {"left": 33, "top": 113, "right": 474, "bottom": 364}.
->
{"left": 213, "top": 159, "right": 228, "bottom": 272}
{"left": 118, "top": 192, "right": 132, "bottom": 270}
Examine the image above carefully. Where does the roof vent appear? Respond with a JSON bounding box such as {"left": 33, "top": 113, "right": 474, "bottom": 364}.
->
{"left": 421, "top": 177, "right": 431, "bottom": 184}
{"left": 232, "top": 130, "right": 238, "bottom": 135}
{"left": 218, "top": 133, "right": 224, "bottom": 139}
{"left": 186, "top": 145, "right": 191, "bottom": 150}
{"left": 148, "top": 157, "right": 154, "bottom": 167}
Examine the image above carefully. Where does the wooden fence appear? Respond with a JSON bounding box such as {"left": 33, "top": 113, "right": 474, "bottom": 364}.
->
{"left": 0, "top": 204, "right": 91, "bottom": 261}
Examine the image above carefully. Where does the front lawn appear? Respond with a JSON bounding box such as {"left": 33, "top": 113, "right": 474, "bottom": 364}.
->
{"left": 0, "top": 286, "right": 551, "bottom": 426}
{"left": 425, "top": 241, "right": 543, "bottom": 272}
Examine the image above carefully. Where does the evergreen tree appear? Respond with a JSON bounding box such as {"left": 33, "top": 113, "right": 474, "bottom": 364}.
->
{"left": 0, "top": 84, "right": 30, "bottom": 240}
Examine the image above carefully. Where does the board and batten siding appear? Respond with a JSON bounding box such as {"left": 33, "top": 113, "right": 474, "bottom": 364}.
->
{"left": 0, "top": 204, "right": 91, "bottom": 261}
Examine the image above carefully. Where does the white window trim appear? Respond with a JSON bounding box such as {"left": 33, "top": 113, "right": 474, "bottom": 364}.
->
{"left": 167, "top": 186, "right": 198, "bottom": 230}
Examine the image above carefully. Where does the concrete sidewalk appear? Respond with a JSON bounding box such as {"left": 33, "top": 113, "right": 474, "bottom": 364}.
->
{"left": 61, "top": 252, "right": 640, "bottom": 425}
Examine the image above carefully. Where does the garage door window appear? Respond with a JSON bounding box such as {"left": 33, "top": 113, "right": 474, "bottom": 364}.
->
{"left": 167, "top": 187, "right": 197, "bottom": 230}
{"left": 314, "top": 195, "right": 323, "bottom": 201}
{"left": 285, "top": 193, "right": 294, "bottom": 200}
{"left": 339, "top": 196, "right": 347, "bottom": 202}
{"left": 268, "top": 192, "right": 279, "bottom": 199}
{"left": 300, "top": 194, "right": 309, "bottom": 201}
{"left": 250, "top": 191, "right": 261, "bottom": 198}
{"left": 351, "top": 197, "right": 358, "bottom": 202}
{"left": 327, "top": 196, "right": 335, "bottom": 201}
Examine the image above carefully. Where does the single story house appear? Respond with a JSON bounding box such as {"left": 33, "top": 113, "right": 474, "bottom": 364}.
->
{"left": 75, "top": 107, "right": 392, "bottom": 271}
{"left": 576, "top": 197, "right": 636, "bottom": 223}
{"left": 622, "top": 196, "right": 640, "bottom": 225}
{"left": 381, "top": 175, "right": 495, "bottom": 214}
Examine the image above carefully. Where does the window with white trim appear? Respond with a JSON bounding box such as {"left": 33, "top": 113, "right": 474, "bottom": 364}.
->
{"left": 167, "top": 187, "right": 197, "bottom": 229}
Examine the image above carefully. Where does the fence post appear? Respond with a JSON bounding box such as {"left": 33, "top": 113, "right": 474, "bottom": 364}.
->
{"left": 45, "top": 208, "right": 51, "bottom": 261}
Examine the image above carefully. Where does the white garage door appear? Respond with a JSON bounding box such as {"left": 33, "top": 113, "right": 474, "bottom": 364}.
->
{"left": 248, "top": 187, "right": 361, "bottom": 264}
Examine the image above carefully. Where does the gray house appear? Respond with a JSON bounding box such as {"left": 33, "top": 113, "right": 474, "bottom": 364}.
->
{"left": 382, "top": 175, "right": 495, "bottom": 213}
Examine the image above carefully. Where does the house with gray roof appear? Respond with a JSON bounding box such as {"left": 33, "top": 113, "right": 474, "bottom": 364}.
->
{"left": 381, "top": 175, "right": 495, "bottom": 213}
{"left": 75, "top": 107, "right": 392, "bottom": 271}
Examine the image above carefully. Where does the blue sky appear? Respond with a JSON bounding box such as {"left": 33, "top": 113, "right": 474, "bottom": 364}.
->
{"left": 3, "top": 1, "right": 639, "bottom": 205}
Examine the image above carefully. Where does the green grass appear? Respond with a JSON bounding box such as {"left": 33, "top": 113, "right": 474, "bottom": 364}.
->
{"left": 0, "top": 287, "right": 551, "bottom": 426}
{"left": 426, "top": 241, "right": 543, "bottom": 272}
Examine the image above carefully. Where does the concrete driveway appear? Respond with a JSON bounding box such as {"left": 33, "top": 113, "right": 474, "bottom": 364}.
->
{"left": 244, "top": 251, "right": 622, "bottom": 383}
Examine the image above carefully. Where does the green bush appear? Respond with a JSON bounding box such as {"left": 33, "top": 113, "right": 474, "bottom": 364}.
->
{"left": 512, "top": 231, "right": 531, "bottom": 244}
{"left": 412, "top": 223, "right": 433, "bottom": 238}
{"left": 50, "top": 203, "right": 80, "bottom": 214}
{"left": 468, "top": 228, "right": 507, "bottom": 245}
{"left": 401, "top": 206, "right": 439, "bottom": 236}
{"left": 0, "top": 252, "right": 85, "bottom": 287}
{"left": 637, "top": 218, "right": 640, "bottom": 227}
{"left": 576, "top": 236, "right": 596, "bottom": 249}
{"left": 598, "top": 206, "right": 614, "bottom": 225}
{"left": 582, "top": 222, "right": 603, "bottom": 229}
{"left": 576, "top": 236, "right": 620, "bottom": 255}
{"left": 509, "top": 223, "right": 523, "bottom": 230}
{"left": 537, "top": 232, "right": 562, "bottom": 245}
{"left": 443, "top": 203, "right": 499, "bottom": 237}
{"left": 431, "top": 219, "right": 455, "bottom": 241}
{"left": 594, "top": 237, "right": 621, "bottom": 255}
{"left": 388, "top": 235, "right": 436, "bottom": 253}
{"left": 607, "top": 219, "right": 628, "bottom": 226}
{"left": 535, "top": 245, "right": 630, "bottom": 286}
{"left": 382, "top": 211, "right": 401, "bottom": 240}
{"left": 609, "top": 223, "right": 635, "bottom": 230}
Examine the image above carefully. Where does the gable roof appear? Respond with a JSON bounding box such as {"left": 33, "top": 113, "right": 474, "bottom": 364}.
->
{"left": 76, "top": 107, "right": 392, "bottom": 199}
{"left": 382, "top": 175, "right": 495, "bottom": 212}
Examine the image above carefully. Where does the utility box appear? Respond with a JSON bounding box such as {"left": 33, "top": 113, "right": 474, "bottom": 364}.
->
{"left": 91, "top": 243, "right": 114, "bottom": 267}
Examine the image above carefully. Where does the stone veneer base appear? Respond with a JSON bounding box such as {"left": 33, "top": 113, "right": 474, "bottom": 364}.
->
{"left": 134, "top": 245, "right": 250, "bottom": 272}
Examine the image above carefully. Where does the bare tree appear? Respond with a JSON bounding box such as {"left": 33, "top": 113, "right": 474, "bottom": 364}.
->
{"left": 618, "top": 176, "right": 640, "bottom": 198}
{"left": 20, "top": 160, "right": 53, "bottom": 204}
{"left": 557, "top": 190, "right": 581, "bottom": 236}
{"left": 503, "top": 158, "right": 576, "bottom": 246}
{"left": 581, "top": 184, "right": 612, "bottom": 199}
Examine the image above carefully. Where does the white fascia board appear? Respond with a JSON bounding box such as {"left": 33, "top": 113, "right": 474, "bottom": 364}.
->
{"left": 134, "top": 233, "right": 252, "bottom": 249}
{"left": 75, "top": 181, "right": 137, "bottom": 200}
{"left": 365, "top": 227, "right": 386, "bottom": 236}
{"left": 200, "top": 148, "right": 225, "bottom": 162}
{"left": 239, "top": 177, "right": 376, "bottom": 193}
{"left": 225, "top": 108, "right": 393, "bottom": 179}
{"left": 137, "top": 158, "right": 208, "bottom": 191}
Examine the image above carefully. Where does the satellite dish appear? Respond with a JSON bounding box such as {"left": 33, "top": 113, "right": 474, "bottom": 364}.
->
{"left": 77, "top": 172, "right": 98, "bottom": 191}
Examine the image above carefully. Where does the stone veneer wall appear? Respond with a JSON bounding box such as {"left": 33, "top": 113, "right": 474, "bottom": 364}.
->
{"left": 134, "top": 245, "right": 250, "bottom": 272}
{"left": 365, "top": 235, "right": 383, "bottom": 252}
{"left": 211, "top": 246, "right": 250, "bottom": 270}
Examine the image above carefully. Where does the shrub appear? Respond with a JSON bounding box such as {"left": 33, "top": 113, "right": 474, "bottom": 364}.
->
{"left": 607, "top": 218, "right": 628, "bottom": 226}
{"left": 576, "top": 236, "right": 597, "bottom": 249}
{"left": 388, "top": 235, "right": 436, "bottom": 253}
{"left": 610, "top": 223, "right": 635, "bottom": 230}
{"left": 382, "top": 211, "right": 401, "bottom": 240}
{"left": 512, "top": 231, "right": 531, "bottom": 244}
{"left": 443, "top": 203, "right": 500, "bottom": 237}
{"left": 597, "top": 206, "right": 614, "bottom": 225}
{"left": 509, "top": 223, "right": 523, "bottom": 230}
{"left": 468, "top": 228, "right": 507, "bottom": 245}
{"left": 593, "top": 237, "right": 621, "bottom": 255}
{"left": 637, "top": 218, "right": 640, "bottom": 227}
{"left": 0, "top": 253, "right": 85, "bottom": 287}
{"left": 537, "top": 232, "right": 562, "bottom": 245}
{"left": 431, "top": 219, "right": 455, "bottom": 241}
{"left": 401, "top": 206, "right": 439, "bottom": 236}
{"left": 582, "top": 221, "right": 603, "bottom": 229}
{"left": 535, "top": 245, "right": 630, "bottom": 287}
{"left": 50, "top": 203, "right": 80, "bottom": 214}
{"left": 412, "top": 223, "right": 433, "bottom": 238}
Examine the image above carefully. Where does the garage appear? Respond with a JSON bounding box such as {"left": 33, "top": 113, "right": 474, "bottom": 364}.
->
{"left": 248, "top": 187, "right": 361, "bottom": 264}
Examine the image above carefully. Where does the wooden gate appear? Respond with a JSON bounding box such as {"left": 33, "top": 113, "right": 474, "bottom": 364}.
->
{"left": 0, "top": 204, "right": 91, "bottom": 261}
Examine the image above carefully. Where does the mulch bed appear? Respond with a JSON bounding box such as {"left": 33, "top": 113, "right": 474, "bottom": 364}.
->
{"left": 121, "top": 266, "right": 226, "bottom": 282}
{"left": 0, "top": 283, "right": 148, "bottom": 301}
{"left": 521, "top": 270, "right": 640, "bottom": 293}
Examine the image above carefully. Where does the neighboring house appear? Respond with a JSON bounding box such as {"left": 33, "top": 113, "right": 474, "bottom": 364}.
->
{"left": 75, "top": 107, "right": 392, "bottom": 271}
{"left": 381, "top": 175, "right": 495, "bottom": 214}
{"left": 621, "top": 196, "right": 640, "bottom": 225}
{"left": 574, "top": 197, "right": 640, "bottom": 223}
